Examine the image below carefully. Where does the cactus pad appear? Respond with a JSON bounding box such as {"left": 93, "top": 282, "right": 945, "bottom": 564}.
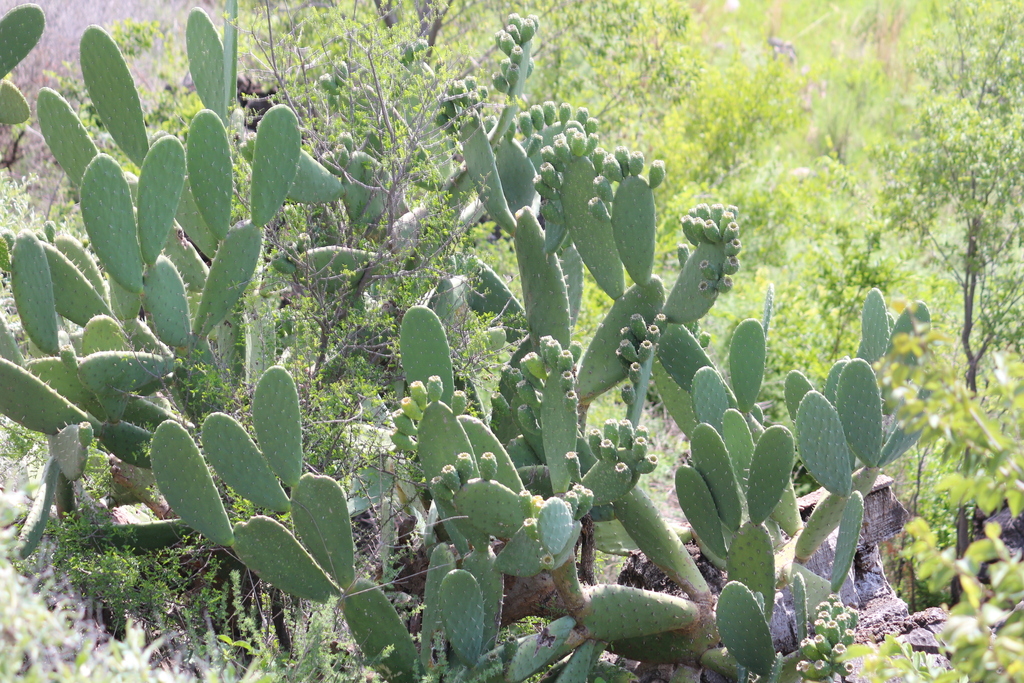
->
{"left": 583, "top": 584, "right": 698, "bottom": 642}
{"left": 186, "top": 110, "right": 232, "bottom": 240}
{"left": 611, "top": 174, "right": 656, "bottom": 286}
{"left": 728, "top": 319, "right": 765, "bottom": 413}
{"left": 716, "top": 582, "right": 776, "bottom": 677}
{"left": 831, "top": 490, "right": 864, "bottom": 592}
{"left": 857, "top": 288, "right": 890, "bottom": 363}
{"left": 185, "top": 8, "right": 227, "bottom": 121}
{"left": 201, "top": 412, "right": 290, "bottom": 512}
{"left": 796, "top": 392, "right": 853, "bottom": 497}
{"left": 691, "top": 366, "right": 730, "bottom": 435}
{"left": 233, "top": 516, "right": 339, "bottom": 601}
{"left": 41, "top": 241, "right": 111, "bottom": 326}
{"left": 400, "top": 306, "right": 454, "bottom": 405}
{"left": 80, "top": 26, "right": 149, "bottom": 166}
{"left": 690, "top": 424, "right": 742, "bottom": 532}
{"left": 514, "top": 208, "right": 572, "bottom": 347}
{"left": 291, "top": 473, "right": 356, "bottom": 590}
{"left": 0, "top": 358, "right": 89, "bottom": 434}
{"left": 726, "top": 523, "right": 775, "bottom": 620}
{"left": 674, "top": 464, "right": 727, "bottom": 559}
{"left": 251, "top": 365, "right": 304, "bottom": 487}
{"left": 784, "top": 370, "right": 814, "bottom": 423}
{"left": 836, "top": 359, "right": 883, "bottom": 467}
{"left": 137, "top": 135, "right": 187, "bottom": 266}
{"left": 0, "top": 4, "right": 45, "bottom": 79}
{"left": 11, "top": 231, "right": 59, "bottom": 354}
{"left": 745, "top": 426, "right": 795, "bottom": 525}
{"left": 36, "top": 88, "right": 98, "bottom": 187}
{"left": 192, "top": 220, "right": 261, "bottom": 337}
{"left": 81, "top": 154, "right": 145, "bottom": 295}
{"left": 250, "top": 104, "right": 301, "bottom": 227}
{"left": 440, "top": 569, "right": 485, "bottom": 665}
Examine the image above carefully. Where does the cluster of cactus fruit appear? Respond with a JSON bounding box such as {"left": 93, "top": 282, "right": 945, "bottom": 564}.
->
{"left": 0, "top": 3, "right": 935, "bottom": 682}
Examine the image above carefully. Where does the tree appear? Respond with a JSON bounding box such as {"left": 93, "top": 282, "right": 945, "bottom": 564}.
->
{"left": 879, "top": 0, "right": 1024, "bottom": 592}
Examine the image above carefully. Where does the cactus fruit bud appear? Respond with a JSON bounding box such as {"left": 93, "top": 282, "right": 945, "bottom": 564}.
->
{"left": 698, "top": 280, "right": 715, "bottom": 298}
{"left": 618, "top": 339, "right": 639, "bottom": 364}
{"left": 681, "top": 216, "right": 703, "bottom": 246}
{"left": 409, "top": 381, "right": 428, "bottom": 409}
{"left": 451, "top": 390, "right": 468, "bottom": 415}
{"left": 478, "top": 452, "right": 498, "bottom": 480}
{"left": 558, "top": 102, "right": 572, "bottom": 125}
{"left": 588, "top": 198, "right": 610, "bottom": 221}
{"left": 638, "top": 339, "right": 654, "bottom": 363}
{"left": 566, "top": 451, "right": 581, "bottom": 482}
{"left": 628, "top": 362, "right": 642, "bottom": 384}
{"left": 599, "top": 439, "right": 616, "bottom": 461}
{"left": 431, "top": 475, "right": 454, "bottom": 502}
{"left": 594, "top": 176, "right": 613, "bottom": 203}
{"left": 426, "top": 376, "right": 444, "bottom": 403}
{"left": 699, "top": 260, "right": 717, "bottom": 280}
{"left": 556, "top": 350, "right": 575, "bottom": 374}
{"left": 568, "top": 341, "right": 583, "bottom": 364}
{"left": 723, "top": 222, "right": 739, "bottom": 242}
{"left": 542, "top": 101, "right": 557, "bottom": 126}
{"left": 393, "top": 410, "right": 418, "bottom": 436}
{"left": 523, "top": 517, "right": 540, "bottom": 541}
{"left": 621, "top": 383, "right": 636, "bottom": 404}
{"left": 723, "top": 256, "right": 740, "bottom": 275}
{"left": 392, "top": 431, "right": 417, "bottom": 451}
{"left": 518, "top": 404, "right": 540, "bottom": 434}
{"left": 718, "top": 276, "right": 734, "bottom": 294}
{"left": 628, "top": 151, "right": 645, "bottom": 176}
{"left": 724, "top": 238, "right": 742, "bottom": 256}
{"left": 588, "top": 429, "right": 603, "bottom": 454}
{"left": 522, "top": 352, "right": 546, "bottom": 380}
{"left": 492, "top": 74, "right": 510, "bottom": 93}
{"left": 486, "top": 327, "right": 507, "bottom": 351}
{"left": 603, "top": 420, "right": 620, "bottom": 444}
{"left": 400, "top": 396, "right": 423, "bottom": 420}
{"left": 539, "top": 162, "right": 561, "bottom": 189}
{"left": 455, "top": 452, "right": 478, "bottom": 483}
{"left": 648, "top": 160, "right": 666, "bottom": 188}
{"left": 535, "top": 180, "right": 558, "bottom": 200}
{"left": 601, "top": 154, "right": 623, "bottom": 183}
{"left": 540, "top": 200, "right": 564, "bottom": 224}
{"left": 702, "top": 221, "right": 721, "bottom": 242}
{"left": 510, "top": 45, "right": 525, "bottom": 65}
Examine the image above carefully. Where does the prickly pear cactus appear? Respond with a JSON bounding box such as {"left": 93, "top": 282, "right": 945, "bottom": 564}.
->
{"left": 0, "top": 5, "right": 933, "bottom": 682}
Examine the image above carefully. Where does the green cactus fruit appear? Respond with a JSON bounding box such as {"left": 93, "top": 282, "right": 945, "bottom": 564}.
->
{"left": 691, "top": 366, "right": 730, "bottom": 435}
{"left": 857, "top": 288, "right": 890, "bottom": 363}
{"left": 796, "top": 391, "right": 853, "bottom": 497}
{"left": 611, "top": 174, "right": 656, "bottom": 286}
{"left": 50, "top": 422, "right": 89, "bottom": 481}
{"left": 560, "top": 152, "right": 624, "bottom": 299}
{"left": 461, "top": 114, "right": 516, "bottom": 233}
{"left": 515, "top": 208, "right": 572, "bottom": 347}
{"left": 186, "top": 110, "right": 232, "bottom": 240}
{"left": 690, "top": 423, "right": 742, "bottom": 532}
{"left": 175, "top": 182, "right": 219, "bottom": 258}
{"left": 18, "top": 455, "right": 60, "bottom": 558}
{"left": 836, "top": 359, "right": 883, "bottom": 467}
{"left": 582, "top": 585, "right": 698, "bottom": 641}
{"left": 577, "top": 277, "right": 664, "bottom": 404}
{"left": 0, "top": 310, "right": 23, "bottom": 365}
{"left": 822, "top": 359, "right": 848, "bottom": 407}
{"left": 250, "top": 105, "right": 301, "bottom": 227}
{"left": 726, "top": 522, "right": 776, "bottom": 621}
{"left": 288, "top": 150, "right": 344, "bottom": 203}
{"left": 81, "top": 154, "right": 144, "bottom": 295}
{"left": 506, "top": 616, "right": 576, "bottom": 683}
{"left": 652, "top": 357, "right": 698, "bottom": 437}
{"left": 745, "top": 426, "right": 795, "bottom": 525}
{"left": 496, "top": 136, "right": 538, "bottom": 214}
{"left": 138, "top": 136, "right": 187, "bottom": 266}
{"left": 462, "top": 547, "right": 504, "bottom": 651}
{"left": 52, "top": 235, "right": 104, "bottom": 302}
{"left": 455, "top": 479, "right": 525, "bottom": 538}
{"left": 291, "top": 473, "right": 356, "bottom": 590}
{"left": 192, "top": 220, "right": 261, "bottom": 337}
{"left": 78, "top": 351, "right": 174, "bottom": 420}
{"left": 142, "top": 257, "right": 191, "bottom": 348}
{"left": 186, "top": 8, "right": 227, "bottom": 122}
{"left": 458, "top": 415, "right": 524, "bottom": 491}
{"left": 201, "top": 412, "right": 290, "bottom": 512}
{"left": 723, "top": 409, "right": 754, "bottom": 488}
{"left": 162, "top": 229, "right": 208, "bottom": 292}
{"left": 40, "top": 241, "right": 112, "bottom": 326}
{"left": 11, "top": 231, "right": 59, "bottom": 354}
{"left": 674, "top": 464, "right": 727, "bottom": 559}
{"left": 79, "top": 26, "right": 149, "bottom": 167}
{"left": 784, "top": 370, "right": 814, "bottom": 423}
{"left": 82, "top": 315, "right": 128, "bottom": 354}
{"left": 0, "top": 4, "right": 44, "bottom": 79}
{"left": 830, "top": 491, "right": 863, "bottom": 592}
{"left": 36, "top": 88, "right": 98, "bottom": 187}
{"left": 440, "top": 569, "right": 485, "bottom": 665}
{"left": 537, "top": 496, "right": 574, "bottom": 555}
{"left": 657, "top": 323, "right": 713, "bottom": 393}
{"left": 582, "top": 459, "right": 637, "bottom": 505}
{"left": 251, "top": 366, "right": 304, "bottom": 488}
{"left": 0, "top": 357, "right": 90, "bottom": 434}
{"left": 104, "top": 274, "right": 140, "bottom": 321}
{"left": 150, "top": 420, "right": 233, "bottom": 545}
{"left": 233, "top": 516, "right": 339, "bottom": 601}
{"left": 792, "top": 570, "right": 808, "bottom": 641}
{"left": 495, "top": 522, "right": 546, "bottom": 576}
{"left": 716, "top": 582, "right": 776, "bottom": 677}
{"left": 0, "top": 79, "right": 29, "bottom": 124}
{"left": 400, "top": 306, "right": 455, "bottom": 406}
{"left": 729, "top": 319, "right": 766, "bottom": 413}
{"left": 421, "top": 543, "right": 455, "bottom": 670}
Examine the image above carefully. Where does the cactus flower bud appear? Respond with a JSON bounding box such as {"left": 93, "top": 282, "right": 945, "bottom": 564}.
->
{"left": 722, "top": 256, "right": 739, "bottom": 275}
{"left": 426, "top": 375, "right": 444, "bottom": 403}
{"left": 519, "top": 18, "right": 536, "bottom": 42}
{"left": 565, "top": 451, "right": 581, "bottom": 482}
{"left": 431, "top": 475, "right": 454, "bottom": 501}
{"left": 602, "top": 154, "right": 624, "bottom": 182}
{"left": 593, "top": 176, "right": 614, "bottom": 203}
{"left": 542, "top": 101, "right": 557, "bottom": 126}
{"left": 588, "top": 198, "right": 610, "bottom": 221}
{"left": 620, "top": 383, "right": 636, "bottom": 405}
{"left": 723, "top": 221, "right": 739, "bottom": 242}
{"left": 451, "top": 390, "right": 468, "bottom": 415}
{"left": 391, "top": 431, "right": 417, "bottom": 451}
{"left": 588, "top": 428, "right": 603, "bottom": 455}
{"left": 539, "top": 162, "right": 561, "bottom": 189}
{"left": 628, "top": 362, "right": 642, "bottom": 384}
{"left": 558, "top": 102, "right": 573, "bottom": 125}
{"left": 638, "top": 339, "right": 654, "bottom": 362}
{"left": 510, "top": 44, "right": 525, "bottom": 65}
{"left": 681, "top": 216, "right": 703, "bottom": 246}
{"left": 393, "top": 410, "right": 418, "bottom": 436}
{"left": 523, "top": 516, "right": 540, "bottom": 541}
{"left": 617, "top": 339, "right": 639, "bottom": 364}
{"left": 648, "top": 160, "right": 666, "bottom": 188}
{"left": 718, "top": 276, "right": 734, "bottom": 294}
{"left": 599, "top": 439, "right": 617, "bottom": 461}
{"left": 525, "top": 133, "right": 542, "bottom": 156}
{"left": 628, "top": 151, "right": 645, "bottom": 176}
{"left": 455, "top": 452, "right": 478, "bottom": 482}
{"left": 409, "top": 381, "right": 428, "bottom": 409}
{"left": 724, "top": 238, "right": 741, "bottom": 257}
{"left": 478, "top": 452, "right": 498, "bottom": 480}
{"left": 702, "top": 221, "right": 721, "bottom": 242}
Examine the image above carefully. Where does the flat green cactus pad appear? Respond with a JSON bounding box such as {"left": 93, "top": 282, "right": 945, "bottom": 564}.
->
{"left": 142, "top": 257, "right": 192, "bottom": 349}
{"left": 537, "top": 497, "right": 574, "bottom": 555}
{"left": 185, "top": 8, "right": 227, "bottom": 121}
{"left": 82, "top": 315, "right": 128, "bottom": 355}
{"left": 506, "top": 616, "right": 576, "bottom": 683}
{"left": 27, "top": 357, "right": 104, "bottom": 418}
{"left": 252, "top": 365, "right": 304, "bottom": 488}
{"left": 496, "top": 136, "right": 538, "bottom": 215}
{"left": 461, "top": 114, "right": 516, "bottom": 234}
{"left": 726, "top": 522, "right": 775, "bottom": 621}
{"left": 233, "top": 516, "right": 339, "bottom": 601}
{"left": 201, "top": 412, "right": 290, "bottom": 513}
{"left": 440, "top": 569, "right": 485, "bottom": 666}
{"left": 400, "top": 306, "right": 454, "bottom": 405}
{"left": 611, "top": 174, "right": 656, "bottom": 286}
{"left": 50, "top": 423, "right": 90, "bottom": 482}
{"left": 857, "top": 288, "right": 890, "bottom": 362}
{"left": 175, "top": 182, "right": 219, "bottom": 258}
{"left": 831, "top": 491, "right": 864, "bottom": 592}
{"left": 541, "top": 369, "right": 579, "bottom": 494}
{"left": 583, "top": 585, "right": 698, "bottom": 642}
{"left": 836, "top": 359, "right": 883, "bottom": 467}
{"left": 291, "top": 474, "right": 356, "bottom": 590}
{"left": 18, "top": 455, "right": 59, "bottom": 559}
{"left": 420, "top": 543, "right": 455, "bottom": 670}
{"left": 137, "top": 135, "right": 187, "bottom": 266}
{"left": 455, "top": 479, "right": 524, "bottom": 538}
{"left": 822, "top": 358, "right": 849, "bottom": 406}
{"left": 250, "top": 104, "right": 301, "bottom": 227}
{"left": 11, "top": 231, "right": 59, "bottom": 354}
{"left": 729, "top": 319, "right": 766, "bottom": 413}
{"left": 690, "top": 424, "right": 742, "bottom": 532}
{"left": 54, "top": 234, "right": 106, "bottom": 300}
{"left": 561, "top": 155, "right": 624, "bottom": 299}
{"left": 78, "top": 351, "right": 174, "bottom": 420}
{"left": 674, "top": 464, "right": 727, "bottom": 559}
{"left": 691, "top": 366, "right": 730, "bottom": 436}
{"left": 192, "top": 220, "right": 262, "bottom": 337}
{"left": 746, "top": 425, "right": 795, "bottom": 525}
{"left": 341, "top": 578, "right": 420, "bottom": 683}
{"left": 0, "top": 79, "right": 29, "bottom": 124}
{"left": 150, "top": 421, "right": 234, "bottom": 546}
{"left": 41, "top": 241, "right": 111, "bottom": 326}
{"left": 186, "top": 110, "right": 232, "bottom": 241}
{"left": 514, "top": 208, "right": 571, "bottom": 348}
{"left": 36, "top": 88, "right": 98, "bottom": 187}
{"left": 81, "top": 154, "right": 145, "bottom": 295}
{"left": 784, "top": 370, "right": 814, "bottom": 422}
{"left": 652, "top": 357, "right": 697, "bottom": 437}
{"left": 657, "top": 323, "right": 712, "bottom": 393}
{"left": 716, "top": 582, "right": 776, "bottom": 677}
{"left": 722, "top": 409, "right": 754, "bottom": 488}
{"left": 458, "top": 415, "right": 524, "bottom": 491}
{"left": 796, "top": 391, "right": 853, "bottom": 497}
{"left": 0, "top": 4, "right": 45, "bottom": 79}
{"left": 288, "top": 151, "right": 344, "bottom": 203}
{"left": 577, "top": 277, "right": 664, "bottom": 404}
{"left": 97, "top": 420, "right": 153, "bottom": 467}
{"left": 80, "top": 26, "right": 149, "bottom": 167}
{"left": 0, "top": 357, "right": 89, "bottom": 434}
{"left": 494, "top": 523, "right": 545, "bottom": 576}
{"left": 162, "top": 230, "right": 208, "bottom": 292}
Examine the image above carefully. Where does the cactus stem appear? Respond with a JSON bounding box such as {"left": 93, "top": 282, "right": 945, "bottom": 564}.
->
{"left": 625, "top": 353, "right": 655, "bottom": 428}
{"left": 550, "top": 555, "right": 588, "bottom": 613}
